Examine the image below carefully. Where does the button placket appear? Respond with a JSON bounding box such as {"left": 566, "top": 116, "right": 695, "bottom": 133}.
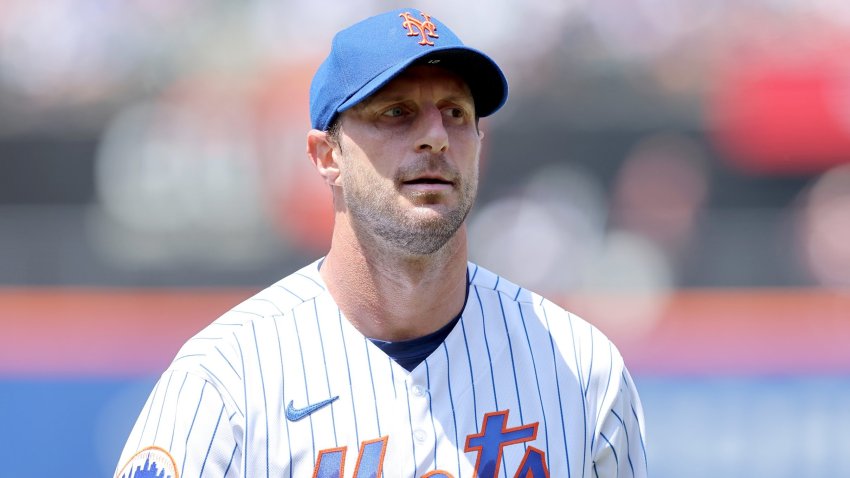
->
{"left": 408, "top": 381, "right": 431, "bottom": 447}
{"left": 412, "top": 384, "right": 427, "bottom": 398}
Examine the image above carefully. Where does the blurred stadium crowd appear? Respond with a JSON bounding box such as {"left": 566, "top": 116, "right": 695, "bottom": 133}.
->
{"left": 3, "top": 0, "right": 850, "bottom": 296}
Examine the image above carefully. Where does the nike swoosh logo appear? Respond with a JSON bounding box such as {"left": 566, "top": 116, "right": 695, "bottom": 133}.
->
{"left": 285, "top": 396, "right": 339, "bottom": 422}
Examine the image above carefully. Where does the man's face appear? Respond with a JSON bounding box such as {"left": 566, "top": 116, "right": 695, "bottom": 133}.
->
{"left": 333, "top": 65, "right": 482, "bottom": 255}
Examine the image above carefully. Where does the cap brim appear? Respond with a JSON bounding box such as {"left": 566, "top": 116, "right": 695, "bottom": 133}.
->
{"left": 336, "top": 46, "right": 508, "bottom": 119}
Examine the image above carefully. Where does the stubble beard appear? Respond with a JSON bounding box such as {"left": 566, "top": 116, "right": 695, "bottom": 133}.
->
{"left": 343, "top": 157, "right": 478, "bottom": 256}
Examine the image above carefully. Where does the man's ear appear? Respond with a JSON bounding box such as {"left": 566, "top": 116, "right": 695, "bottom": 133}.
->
{"left": 306, "top": 129, "right": 340, "bottom": 186}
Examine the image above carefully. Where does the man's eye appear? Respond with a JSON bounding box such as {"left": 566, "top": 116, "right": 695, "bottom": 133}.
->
{"left": 383, "top": 107, "right": 405, "bottom": 117}
{"left": 445, "top": 107, "right": 465, "bottom": 118}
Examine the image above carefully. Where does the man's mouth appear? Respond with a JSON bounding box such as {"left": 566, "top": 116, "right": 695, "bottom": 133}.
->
{"left": 403, "top": 177, "right": 453, "bottom": 186}
{"left": 400, "top": 175, "right": 455, "bottom": 193}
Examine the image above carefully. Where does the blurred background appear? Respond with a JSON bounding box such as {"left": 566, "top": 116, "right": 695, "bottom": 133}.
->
{"left": 2, "top": 0, "right": 850, "bottom": 476}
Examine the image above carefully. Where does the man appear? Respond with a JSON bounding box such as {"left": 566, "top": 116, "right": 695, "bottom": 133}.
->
{"left": 115, "top": 8, "right": 647, "bottom": 478}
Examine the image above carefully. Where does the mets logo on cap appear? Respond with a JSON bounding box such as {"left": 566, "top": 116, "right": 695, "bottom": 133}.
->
{"left": 116, "top": 446, "right": 179, "bottom": 478}
{"left": 400, "top": 11, "right": 439, "bottom": 46}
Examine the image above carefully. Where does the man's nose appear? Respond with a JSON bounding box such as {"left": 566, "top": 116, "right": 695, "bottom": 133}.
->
{"left": 415, "top": 105, "right": 449, "bottom": 153}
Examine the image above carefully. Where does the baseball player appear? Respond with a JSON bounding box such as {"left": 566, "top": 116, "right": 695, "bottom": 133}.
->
{"left": 115, "top": 8, "right": 647, "bottom": 478}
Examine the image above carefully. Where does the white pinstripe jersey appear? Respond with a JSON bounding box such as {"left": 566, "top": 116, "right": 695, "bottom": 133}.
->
{"left": 115, "top": 259, "right": 647, "bottom": 478}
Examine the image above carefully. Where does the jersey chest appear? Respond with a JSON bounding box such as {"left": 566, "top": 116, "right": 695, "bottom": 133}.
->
{"left": 234, "top": 306, "right": 592, "bottom": 478}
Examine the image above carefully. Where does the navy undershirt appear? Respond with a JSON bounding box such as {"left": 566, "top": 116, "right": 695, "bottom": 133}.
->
{"left": 369, "top": 271, "right": 470, "bottom": 371}
{"left": 369, "top": 315, "right": 461, "bottom": 371}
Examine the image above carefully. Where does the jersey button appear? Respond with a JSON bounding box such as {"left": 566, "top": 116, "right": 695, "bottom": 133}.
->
{"left": 413, "top": 429, "right": 427, "bottom": 442}
{"left": 412, "top": 385, "right": 427, "bottom": 397}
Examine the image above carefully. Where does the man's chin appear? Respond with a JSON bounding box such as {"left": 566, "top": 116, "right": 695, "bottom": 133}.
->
{"left": 405, "top": 205, "right": 458, "bottom": 224}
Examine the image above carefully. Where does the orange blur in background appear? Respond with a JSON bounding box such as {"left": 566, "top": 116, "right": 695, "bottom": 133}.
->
{"left": 3, "top": 288, "right": 849, "bottom": 377}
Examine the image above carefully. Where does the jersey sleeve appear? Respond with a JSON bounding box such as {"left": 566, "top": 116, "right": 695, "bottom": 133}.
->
{"left": 114, "top": 369, "right": 242, "bottom": 478}
{"left": 591, "top": 364, "right": 648, "bottom": 478}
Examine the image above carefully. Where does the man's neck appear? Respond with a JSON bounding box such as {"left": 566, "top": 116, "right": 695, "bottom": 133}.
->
{"left": 319, "top": 227, "right": 469, "bottom": 342}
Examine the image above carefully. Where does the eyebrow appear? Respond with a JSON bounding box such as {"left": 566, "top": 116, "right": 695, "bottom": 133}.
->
{"left": 440, "top": 95, "right": 475, "bottom": 106}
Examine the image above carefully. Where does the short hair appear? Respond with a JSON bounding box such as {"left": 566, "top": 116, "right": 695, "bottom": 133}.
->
{"left": 326, "top": 118, "right": 342, "bottom": 147}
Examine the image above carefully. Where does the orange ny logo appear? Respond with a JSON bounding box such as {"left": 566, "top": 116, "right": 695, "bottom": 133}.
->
{"left": 399, "top": 12, "right": 439, "bottom": 46}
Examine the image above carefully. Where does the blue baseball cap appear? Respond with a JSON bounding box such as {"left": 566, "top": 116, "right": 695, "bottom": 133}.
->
{"left": 309, "top": 8, "right": 509, "bottom": 131}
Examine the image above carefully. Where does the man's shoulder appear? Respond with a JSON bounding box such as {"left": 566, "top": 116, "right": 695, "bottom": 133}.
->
{"left": 466, "top": 261, "right": 611, "bottom": 344}
{"left": 221, "top": 259, "right": 328, "bottom": 323}
{"left": 467, "top": 261, "right": 550, "bottom": 308}
{"left": 167, "top": 259, "right": 328, "bottom": 367}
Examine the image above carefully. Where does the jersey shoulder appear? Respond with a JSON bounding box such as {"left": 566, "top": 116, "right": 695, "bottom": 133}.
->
{"left": 225, "top": 259, "right": 328, "bottom": 321}
{"left": 467, "top": 261, "right": 538, "bottom": 304}
{"left": 466, "top": 261, "right": 624, "bottom": 363}
{"left": 182, "top": 258, "right": 326, "bottom": 342}
{"left": 467, "top": 261, "right": 574, "bottom": 315}
{"left": 162, "top": 260, "right": 328, "bottom": 384}
{"left": 467, "top": 263, "right": 635, "bottom": 415}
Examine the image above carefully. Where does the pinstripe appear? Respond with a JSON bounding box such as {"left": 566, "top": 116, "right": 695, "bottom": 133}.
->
{"left": 364, "top": 336, "right": 383, "bottom": 435}
{"left": 384, "top": 358, "right": 392, "bottom": 478}
{"left": 199, "top": 364, "right": 243, "bottom": 417}
{"left": 276, "top": 284, "right": 304, "bottom": 301}
{"left": 603, "top": 343, "right": 615, "bottom": 411}
{"left": 630, "top": 400, "right": 648, "bottom": 468}
{"left": 473, "top": 286, "right": 498, "bottom": 410}
{"left": 215, "top": 346, "right": 240, "bottom": 377}
{"left": 497, "top": 293, "right": 525, "bottom": 426}
{"left": 403, "top": 384, "right": 417, "bottom": 476}
{"left": 442, "top": 342, "right": 462, "bottom": 478}
{"left": 542, "top": 305, "right": 570, "bottom": 477}
{"left": 272, "top": 318, "right": 294, "bottom": 478}
{"left": 459, "top": 318, "right": 479, "bottom": 433}
{"left": 169, "top": 372, "right": 189, "bottom": 451}
{"left": 174, "top": 353, "right": 206, "bottom": 362}
{"left": 313, "top": 299, "right": 338, "bottom": 446}
{"left": 584, "top": 327, "right": 595, "bottom": 399}
{"left": 250, "top": 322, "right": 271, "bottom": 478}
{"left": 182, "top": 381, "right": 207, "bottom": 473}
{"left": 295, "top": 270, "right": 325, "bottom": 290}
{"left": 491, "top": 281, "right": 509, "bottom": 478}
{"left": 599, "top": 431, "right": 619, "bottom": 473}
{"left": 625, "top": 371, "right": 648, "bottom": 468}
{"left": 591, "top": 343, "right": 614, "bottom": 452}
{"left": 152, "top": 370, "right": 174, "bottom": 443}
{"left": 389, "top": 355, "right": 397, "bottom": 400}
{"left": 136, "top": 379, "right": 162, "bottom": 449}
{"left": 251, "top": 298, "right": 286, "bottom": 314}
{"left": 337, "top": 309, "right": 360, "bottom": 445}
{"left": 518, "top": 302, "right": 550, "bottom": 469}
{"left": 235, "top": 333, "right": 249, "bottom": 478}
{"left": 425, "top": 361, "right": 438, "bottom": 466}
{"left": 223, "top": 443, "right": 238, "bottom": 477}
{"left": 568, "top": 317, "right": 589, "bottom": 476}
{"left": 291, "top": 304, "right": 317, "bottom": 460}
{"left": 199, "top": 403, "right": 224, "bottom": 477}
{"left": 611, "top": 410, "right": 635, "bottom": 477}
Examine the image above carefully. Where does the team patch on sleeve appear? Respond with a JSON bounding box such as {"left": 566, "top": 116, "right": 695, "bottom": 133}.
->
{"left": 116, "top": 446, "right": 179, "bottom": 478}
